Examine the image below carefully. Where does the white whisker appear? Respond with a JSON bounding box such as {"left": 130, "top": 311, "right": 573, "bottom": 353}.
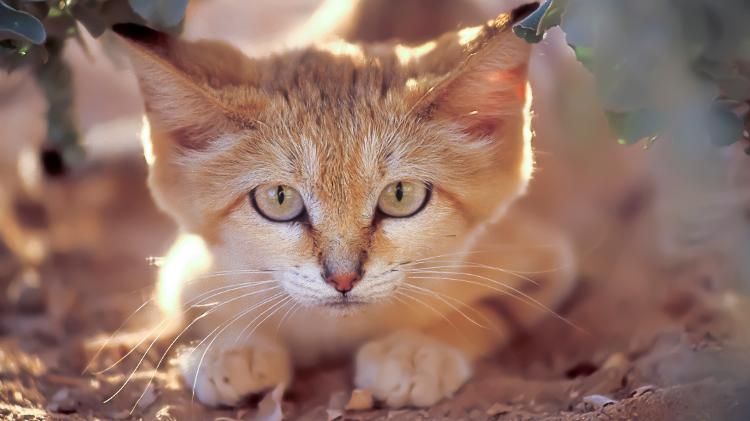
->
{"left": 189, "top": 293, "right": 288, "bottom": 404}
{"left": 408, "top": 273, "right": 583, "bottom": 332}
{"left": 407, "top": 263, "right": 540, "bottom": 286}
{"left": 103, "top": 285, "right": 280, "bottom": 405}
{"left": 95, "top": 281, "right": 277, "bottom": 376}
{"left": 401, "top": 283, "right": 492, "bottom": 330}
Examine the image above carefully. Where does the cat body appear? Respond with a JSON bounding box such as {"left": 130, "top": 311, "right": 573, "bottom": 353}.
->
{"left": 117, "top": 3, "right": 577, "bottom": 408}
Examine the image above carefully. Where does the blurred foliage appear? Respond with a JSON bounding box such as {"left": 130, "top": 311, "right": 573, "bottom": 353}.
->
{"left": 0, "top": 0, "right": 188, "bottom": 170}
{"left": 515, "top": 0, "right": 750, "bottom": 152}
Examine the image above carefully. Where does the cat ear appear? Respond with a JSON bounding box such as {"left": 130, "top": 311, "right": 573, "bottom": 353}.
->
{"left": 113, "top": 24, "right": 262, "bottom": 150}
{"left": 415, "top": 4, "right": 537, "bottom": 139}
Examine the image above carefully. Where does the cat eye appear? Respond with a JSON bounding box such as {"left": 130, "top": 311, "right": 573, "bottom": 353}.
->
{"left": 377, "top": 181, "right": 430, "bottom": 218}
{"left": 250, "top": 184, "right": 306, "bottom": 222}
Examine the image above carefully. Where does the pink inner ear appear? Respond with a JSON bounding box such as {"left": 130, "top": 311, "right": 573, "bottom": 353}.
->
{"left": 436, "top": 64, "right": 528, "bottom": 137}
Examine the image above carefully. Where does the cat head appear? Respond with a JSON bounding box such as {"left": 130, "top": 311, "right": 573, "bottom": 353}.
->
{"left": 116, "top": 7, "right": 535, "bottom": 312}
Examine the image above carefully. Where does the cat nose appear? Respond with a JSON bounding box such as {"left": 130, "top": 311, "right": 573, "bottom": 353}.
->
{"left": 325, "top": 272, "right": 360, "bottom": 294}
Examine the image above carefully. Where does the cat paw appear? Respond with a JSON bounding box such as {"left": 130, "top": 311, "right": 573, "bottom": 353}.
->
{"left": 354, "top": 330, "right": 472, "bottom": 408}
{"left": 179, "top": 339, "right": 291, "bottom": 407}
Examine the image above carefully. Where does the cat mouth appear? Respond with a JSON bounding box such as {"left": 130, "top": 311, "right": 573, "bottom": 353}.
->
{"left": 323, "top": 297, "right": 366, "bottom": 309}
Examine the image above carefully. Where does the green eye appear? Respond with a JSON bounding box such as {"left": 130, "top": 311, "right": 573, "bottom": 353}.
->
{"left": 251, "top": 184, "right": 305, "bottom": 222}
{"left": 377, "top": 181, "right": 430, "bottom": 218}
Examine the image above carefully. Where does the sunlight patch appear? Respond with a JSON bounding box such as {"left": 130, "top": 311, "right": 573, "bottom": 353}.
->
{"left": 458, "top": 26, "right": 482, "bottom": 46}
{"left": 156, "top": 233, "right": 211, "bottom": 316}
{"left": 520, "top": 82, "right": 535, "bottom": 183}
{"left": 140, "top": 115, "right": 155, "bottom": 166}
{"left": 394, "top": 41, "right": 436, "bottom": 64}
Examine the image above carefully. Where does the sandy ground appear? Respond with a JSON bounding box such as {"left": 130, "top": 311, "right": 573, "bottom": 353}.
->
{"left": 0, "top": 155, "right": 749, "bottom": 421}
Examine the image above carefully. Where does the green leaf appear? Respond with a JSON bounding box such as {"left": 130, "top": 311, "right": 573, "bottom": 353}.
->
{"left": 605, "top": 109, "right": 661, "bottom": 145}
{"left": 128, "top": 0, "right": 188, "bottom": 29}
{"left": 570, "top": 44, "right": 593, "bottom": 71}
{"left": 0, "top": 0, "right": 46, "bottom": 45}
{"left": 513, "top": 0, "right": 569, "bottom": 44}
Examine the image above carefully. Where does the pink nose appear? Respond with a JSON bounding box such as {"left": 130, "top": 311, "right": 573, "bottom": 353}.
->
{"left": 326, "top": 272, "right": 359, "bottom": 293}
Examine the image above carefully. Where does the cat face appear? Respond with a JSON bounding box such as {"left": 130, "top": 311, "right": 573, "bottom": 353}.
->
{"left": 116, "top": 13, "right": 533, "bottom": 312}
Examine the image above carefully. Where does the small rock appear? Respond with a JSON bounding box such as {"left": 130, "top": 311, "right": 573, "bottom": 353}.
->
{"left": 345, "top": 389, "right": 374, "bottom": 411}
{"left": 486, "top": 403, "right": 513, "bottom": 416}
{"left": 7, "top": 269, "right": 45, "bottom": 314}
{"left": 602, "top": 353, "right": 628, "bottom": 370}
{"left": 136, "top": 384, "right": 159, "bottom": 410}
{"left": 255, "top": 384, "right": 285, "bottom": 421}
{"left": 153, "top": 406, "right": 180, "bottom": 421}
{"left": 47, "top": 388, "right": 77, "bottom": 414}
{"left": 630, "top": 385, "right": 656, "bottom": 398}
{"left": 51, "top": 388, "right": 70, "bottom": 402}
{"left": 582, "top": 394, "right": 616, "bottom": 410}
{"left": 326, "top": 409, "right": 343, "bottom": 421}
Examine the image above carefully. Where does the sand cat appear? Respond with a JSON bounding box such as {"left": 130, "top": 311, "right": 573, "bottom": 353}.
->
{"left": 116, "top": 2, "right": 577, "bottom": 408}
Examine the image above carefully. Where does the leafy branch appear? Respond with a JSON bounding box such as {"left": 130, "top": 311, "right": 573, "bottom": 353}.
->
{"left": 0, "top": 0, "right": 189, "bottom": 171}
{"left": 514, "top": 0, "right": 750, "bottom": 153}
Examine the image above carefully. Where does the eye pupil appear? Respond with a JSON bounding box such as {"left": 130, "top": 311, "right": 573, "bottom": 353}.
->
{"left": 395, "top": 182, "right": 404, "bottom": 202}
{"left": 277, "top": 186, "right": 285, "bottom": 205}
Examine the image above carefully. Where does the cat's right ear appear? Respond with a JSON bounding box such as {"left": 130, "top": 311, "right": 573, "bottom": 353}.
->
{"left": 113, "top": 24, "right": 262, "bottom": 150}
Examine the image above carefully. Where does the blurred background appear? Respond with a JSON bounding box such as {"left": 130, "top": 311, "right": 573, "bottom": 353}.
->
{"left": 0, "top": 0, "right": 748, "bottom": 419}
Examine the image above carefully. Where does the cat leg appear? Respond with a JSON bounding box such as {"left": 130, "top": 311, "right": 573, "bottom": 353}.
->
{"left": 354, "top": 329, "right": 471, "bottom": 408}
{"left": 178, "top": 335, "right": 291, "bottom": 407}
{"left": 354, "top": 271, "right": 574, "bottom": 408}
{"left": 355, "top": 217, "right": 577, "bottom": 408}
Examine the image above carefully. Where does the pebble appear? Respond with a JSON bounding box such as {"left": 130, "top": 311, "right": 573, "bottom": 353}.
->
{"left": 326, "top": 409, "right": 343, "bottom": 421}
{"left": 345, "top": 389, "right": 374, "bottom": 411}
{"left": 47, "top": 388, "right": 77, "bottom": 414}
{"left": 630, "top": 385, "right": 656, "bottom": 398}
{"left": 582, "top": 394, "right": 616, "bottom": 410}
{"left": 7, "top": 269, "right": 45, "bottom": 314}
{"left": 486, "top": 403, "right": 513, "bottom": 416}
{"left": 602, "top": 353, "right": 628, "bottom": 370}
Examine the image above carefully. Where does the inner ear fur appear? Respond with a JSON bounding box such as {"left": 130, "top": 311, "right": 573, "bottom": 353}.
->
{"left": 113, "top": 23, "right": 263, "bottom": 150}
{"left": 413, "top": 7, "right": 535, "bottom": 137}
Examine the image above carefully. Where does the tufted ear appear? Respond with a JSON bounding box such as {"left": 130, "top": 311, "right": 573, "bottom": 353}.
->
{"left": 415, "top": 4, "right": 536, "bottom": 140}
{"left": 113, "top": 23, "right": 263, "bottom": 151}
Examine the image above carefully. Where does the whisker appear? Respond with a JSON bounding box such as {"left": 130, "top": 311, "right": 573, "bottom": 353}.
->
{"left": 400, "top": 283, "right": 492, "bottom": 330}
{"left": 406, "top": 259, "right": 573, "bottom": 276}
{"left": 127, "top": 285, "right": 283, "bottom": 412}
{"left": 185, "top": 269, "right": 278, "bottom": 283}
{"left": 393, "top": 289, "right": 477, "bottom": 347}
{"left": 275, "top": 302, "right": 299, "bottom": 338}
{"left": 94, "top": 281, "right": 277, "bottom": 376}
{"left": 395, "top": 289, "right": 458, "bottom": 332}
{"left": 235, "top": 296, "right": 293, "bottom": 345}
{"left": 412, "top": 246, "right": 558, "bottom": 262}
{"left": 83, "top": 298, "right": 152, "bottom": 375}
{"left": 103, "top": 285, "right": 280, "bottom": 405}
{"left": 407, "top": 273, "right": 585, "bottom": 333}
{"left": 407, "top": 263, "right": 540, "bottom": 286}
{"left": 190, "top": 294, "right": 289, "bottom": 404}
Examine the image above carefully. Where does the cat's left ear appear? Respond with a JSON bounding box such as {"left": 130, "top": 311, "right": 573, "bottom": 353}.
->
{"left": 416, "top": 4, "right": 537, "bottom": 139}
{"left": 113, "top": 24, "right": 262, "bottom": 150}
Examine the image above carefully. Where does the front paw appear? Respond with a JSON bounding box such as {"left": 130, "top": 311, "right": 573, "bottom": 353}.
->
{"left": 354, "top": 331, "right": 471, "bottom": 408}
{"left": 178, "top": 339, "right": 291, "bottom": 407}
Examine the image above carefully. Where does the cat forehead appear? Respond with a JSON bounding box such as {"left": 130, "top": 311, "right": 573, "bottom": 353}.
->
{"left": 246, "top": 114, "right": 426, "bottom": 184}
{"left": 251, "top": 47, "right": 428, "bottom": 106}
